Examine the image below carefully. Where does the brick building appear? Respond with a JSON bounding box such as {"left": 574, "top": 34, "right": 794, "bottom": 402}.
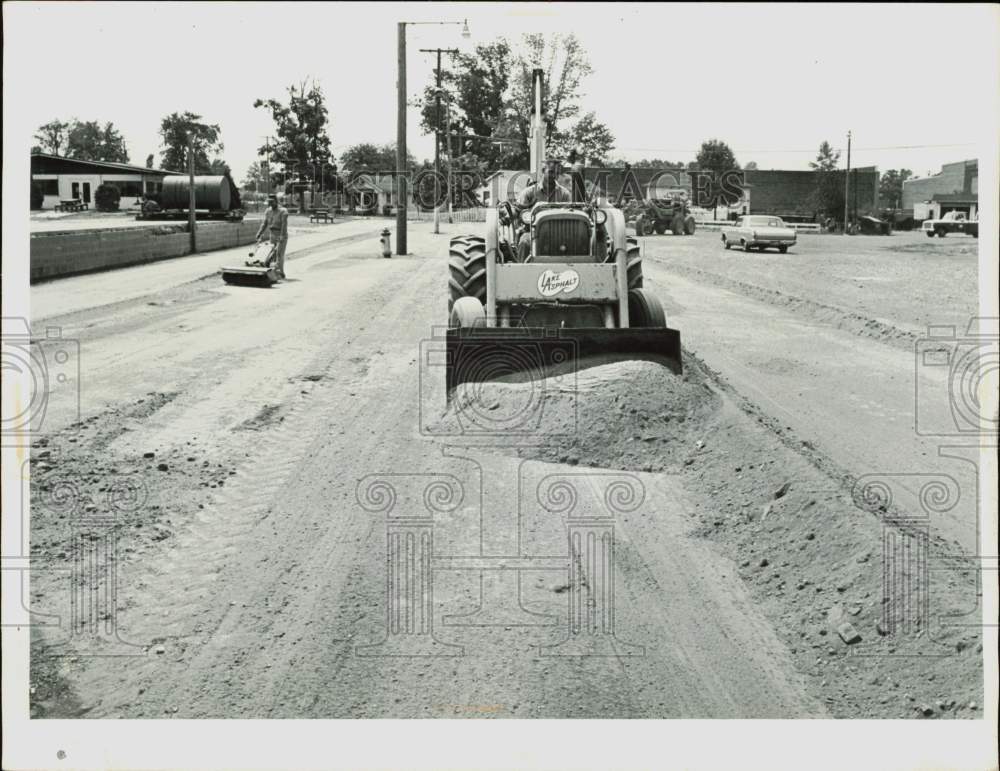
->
{"left": 743, "top": 167, "right": 879, "bottom": 220}
{"left": 901, "top": 159, "right": 977, "bottom": 221}
{"left": 478, "top": 165, "right": 880, "bottom": 222}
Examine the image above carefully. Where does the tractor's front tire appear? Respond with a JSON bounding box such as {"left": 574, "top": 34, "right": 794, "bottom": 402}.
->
{"left": 450, "top": 297, "right": 486, "bottom": 328}
{"left": 671, "top": 215, "right": 686, "bottom": 235}
{"left": 684, "top": 215, "right": 696, "bottom": 235}
{"left": 654, "top": 221, "right": 667, "bottom": 235}
{"left": 448, "top": 236, "right": 487, "bottom": 313}
{"left": 628, "top": 288, "right": 666, "bottom": 328}
{"left": 607, "top": 236, "right": 643, "bottom": 290}
{"left": 636, "top": 216, "right": 654, "bottom": 236}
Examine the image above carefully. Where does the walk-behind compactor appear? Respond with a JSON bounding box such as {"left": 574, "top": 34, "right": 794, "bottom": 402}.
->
{"left": 445, "top": 69, "right": 681, "bottom": 391}
{"left": 221, "top": 240, "right": 280, "bottom": 287}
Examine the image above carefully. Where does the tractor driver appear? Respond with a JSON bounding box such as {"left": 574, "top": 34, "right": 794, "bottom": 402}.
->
{"left": 514, "top": 157, "right": 572, "bottom": 261}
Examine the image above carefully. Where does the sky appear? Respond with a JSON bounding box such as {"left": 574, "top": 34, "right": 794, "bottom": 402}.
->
{"left": 5, "top": 2, "right": 998, "bottom": 183}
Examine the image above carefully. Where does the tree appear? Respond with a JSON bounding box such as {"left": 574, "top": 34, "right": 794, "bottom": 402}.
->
{"left": 94, "top": 183, "right": 122, "bottom": 212}
{"left": 339, "top": 143, "right": 417, "bottom": 175}
{"left": 159, "top": 112, "right": 223, "bottom": 173}
{"left": 35, "top": 120, "right": 70, "bottom": 155}
{"left": 551, "top": 112, "right": 615, "bottom": 165}
{"left": 810, "top": 170, "right": 845, "bottom": 221}
{"left": 209, "top": 158, "right": 231, "bottom": 176}
{"left": 146, "top": 154, "right": 155, "bottom": 169}
{"left": 242, "top": 161, "right": 266, "bottom": 193}
{"left": 419, "top": 33, "right": 599, "bottom": 171}
{"left": 419, "top": 39, "right": 513, "bottom": 170}
{"left": 744, "top": 161, "right": 758, "bottom": 170}
{"left": 30, "top": 181, "right": 44, "bottom": 209}
{"left": 879, "top": 168, "right": 912, "bottom": 210}
{"left": 610, "top": 158, "right": 683, "bottom": 169}
{"left": 695, "top": 140, "right": 740, "bottom": 212}
{"left": 254, "top": 80, "right": 334, "bottom": 192}
{"left": 696, "top": 139, "right": 739, "bottom": 173}
{"left": 809, "top": 140, "right": 840, "bottom": 171}
{"left": 64, "top": 120, "right": 129, "bottom": 163}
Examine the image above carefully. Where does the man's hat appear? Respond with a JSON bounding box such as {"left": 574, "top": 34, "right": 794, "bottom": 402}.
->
{"left": 267, "top": 194, "right": 278, "bottom": 201}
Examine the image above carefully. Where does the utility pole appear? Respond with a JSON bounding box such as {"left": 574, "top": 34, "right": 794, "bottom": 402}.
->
{"left": 396, "top": 22, "right": 408, "bottom": 254}
{"left": 420, "top": 47, "right": 459, "bottom": 234}
{"left": 259, "top": 136, "right": 273, "bottom": 198}
{"left": 843, "top": 130, "right": 851, "bottom": 235}
{"left": 187, "top": 133, "right": 197, "bottom": 253}
{"left": 447, "top": 103, "right": 455, "bottom": 223}
{"left": 396, "top": 19, "right": 469, "bottom": 254}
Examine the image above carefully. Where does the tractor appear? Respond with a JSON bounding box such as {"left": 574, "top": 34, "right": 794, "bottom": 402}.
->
{"left": 444, "top": 69, "right": 681, "bottom": 391}
{"left": 631, "top": 187, "right": 696, "bottom": 236}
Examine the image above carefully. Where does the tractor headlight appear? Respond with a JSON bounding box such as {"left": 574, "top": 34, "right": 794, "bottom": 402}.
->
{"left": 520, "top": 209, "right": 532, "bottom": 226}
{"left": 594, "top": 209, "right": 607, "bottom": 226}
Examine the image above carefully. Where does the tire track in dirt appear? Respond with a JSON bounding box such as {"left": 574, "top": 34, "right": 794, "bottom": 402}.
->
{"left": 29, "top": 249, "right": 430, "bottom": 717}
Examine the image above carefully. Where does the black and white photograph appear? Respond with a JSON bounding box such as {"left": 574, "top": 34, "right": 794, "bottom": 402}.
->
{"left": 2, "top": 2, "right": 998, "bottom": 770}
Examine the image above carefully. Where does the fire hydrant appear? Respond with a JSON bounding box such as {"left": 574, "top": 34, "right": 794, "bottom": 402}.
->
{"left": 380, "top": 228, "right": 392, "bottom": 258}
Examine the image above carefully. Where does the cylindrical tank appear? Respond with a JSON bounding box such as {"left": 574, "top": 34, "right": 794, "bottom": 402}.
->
{"left": 159, "top": 176, "right": 232, "bottom": 211}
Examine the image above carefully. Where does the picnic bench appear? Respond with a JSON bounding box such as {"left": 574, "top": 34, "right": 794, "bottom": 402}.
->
{"left": 56, "top": 199, "right": 89, "bottom": 212}
{"left": 309, "top": 207, "right": 333, "bottom": 223}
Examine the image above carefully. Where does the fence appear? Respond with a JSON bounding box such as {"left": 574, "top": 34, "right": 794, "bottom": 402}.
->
{"left": 408, "top": 207, "right": 487, "bottom": 224}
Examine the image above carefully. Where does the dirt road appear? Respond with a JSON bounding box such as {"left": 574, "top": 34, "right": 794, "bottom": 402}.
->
{"left": 27, "top": 223, "right": 983, "bottom": 719}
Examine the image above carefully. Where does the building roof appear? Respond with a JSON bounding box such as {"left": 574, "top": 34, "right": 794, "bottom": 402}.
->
{"left": 31, "top": 152, "right": 182, "bottom": 176}
{"left": 931, "top": 192, "right": 978, "bottom": 203}
{"left": 345, "top": 173, "right": 396, "bottom": 194}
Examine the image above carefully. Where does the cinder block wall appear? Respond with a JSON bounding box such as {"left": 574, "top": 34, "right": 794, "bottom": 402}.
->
{"left": 30, "top": 220, "right": 262, "bottom": 282}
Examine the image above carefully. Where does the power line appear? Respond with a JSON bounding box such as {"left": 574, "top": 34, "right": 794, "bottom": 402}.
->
{"left": 614, "top": 142, "right": 976, "bottom": 154}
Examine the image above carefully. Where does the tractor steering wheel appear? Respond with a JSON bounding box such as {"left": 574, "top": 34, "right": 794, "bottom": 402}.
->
{"left": 498, "top": 200, "right": 514, "bottom": 225}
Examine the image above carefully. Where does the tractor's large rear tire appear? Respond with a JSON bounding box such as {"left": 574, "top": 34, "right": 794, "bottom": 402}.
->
{"left": 607, "top": 236, "right": 643, "bottom": 290}
{"left": 628, "top": 288, "right": 666, "bottom": 328}
{"left": 449, "top": 236, "right": 487, "bottom": 313}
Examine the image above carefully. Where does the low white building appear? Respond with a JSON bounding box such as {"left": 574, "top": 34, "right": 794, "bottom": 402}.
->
{"left": 480, "top": 169, "right": 533, "bottom": 206}
{"left": 31, "top": 152, "right": 180, "bottom": 209}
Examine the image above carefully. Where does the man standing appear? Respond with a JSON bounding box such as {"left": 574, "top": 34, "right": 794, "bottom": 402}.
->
{"left": 256, "top": 194, "right": 289, "bottom": 279}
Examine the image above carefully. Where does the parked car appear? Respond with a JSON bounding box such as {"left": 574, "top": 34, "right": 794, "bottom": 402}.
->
{"left": 858, "top": 215, "right": 891, "bottom": 235}
{"left": 721, "top": 215, "right": 797, "bottom": 252}
{"left": 921, "top": 211, "right": 978, "bottom": 238}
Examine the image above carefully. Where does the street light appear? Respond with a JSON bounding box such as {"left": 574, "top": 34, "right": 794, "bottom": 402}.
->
{"left": 396, "top": 19, "right": 470, "bottom": 254}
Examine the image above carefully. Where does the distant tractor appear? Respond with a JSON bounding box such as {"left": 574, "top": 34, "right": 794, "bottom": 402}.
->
{"left": 631, "top": 186, "right": 696, "bottom": 236}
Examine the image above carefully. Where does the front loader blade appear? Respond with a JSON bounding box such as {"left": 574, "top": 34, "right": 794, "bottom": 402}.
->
{"left": 444, "top": 326, "right": 682, "bottom": 393}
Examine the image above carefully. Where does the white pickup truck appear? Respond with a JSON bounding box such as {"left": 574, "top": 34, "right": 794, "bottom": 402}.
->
{"left": 922, "top": 211, "right": 978, "bottom": 238}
